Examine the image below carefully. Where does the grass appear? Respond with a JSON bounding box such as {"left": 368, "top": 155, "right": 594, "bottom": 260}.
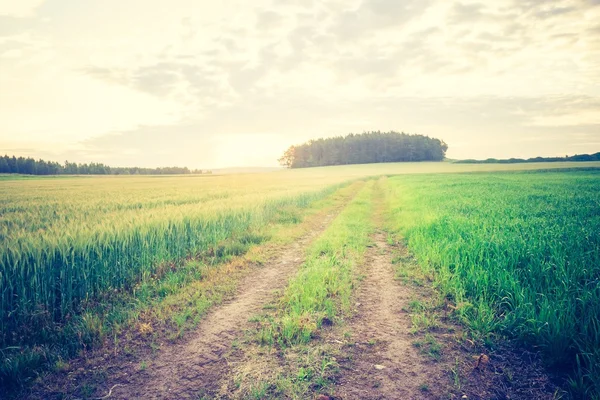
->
{"left": 384, "top": 170, "right": 600, "bottom": 398}
{"left": 266, "top": 180, "right": 375, "bottom": 346}
{"left": 412, "top": 334, "right": 442, "bottom": 360}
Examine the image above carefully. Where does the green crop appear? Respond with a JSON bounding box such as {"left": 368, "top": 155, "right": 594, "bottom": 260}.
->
{"left": 384, "top": 170, "right": 600, "bottom": 398}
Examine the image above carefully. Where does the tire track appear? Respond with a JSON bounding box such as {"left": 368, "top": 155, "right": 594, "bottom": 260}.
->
{"left": 333, "top": 231, "right": 444, "bottom": 399}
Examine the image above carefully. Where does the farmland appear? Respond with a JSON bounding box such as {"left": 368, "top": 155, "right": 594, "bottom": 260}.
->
{"left": 1, "top": 161, "right": 599, "bottom": 398}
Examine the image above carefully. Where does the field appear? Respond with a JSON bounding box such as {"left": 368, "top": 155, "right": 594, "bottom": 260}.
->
{"left": 1, "top": 161, "right": 599, "bottom": 399}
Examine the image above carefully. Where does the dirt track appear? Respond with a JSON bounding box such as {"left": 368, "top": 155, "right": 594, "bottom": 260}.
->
{"left": 333, "top": 231, "right": 445, "bottom": 399}
{"left": 107, "top": 208, "right": 347, "bottom": 399}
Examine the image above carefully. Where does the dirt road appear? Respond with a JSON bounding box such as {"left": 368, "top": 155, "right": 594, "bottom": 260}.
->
{"left": 333, "top": 231, "right": 446, "bottom": 399}
{"left": 109, "top": 207, "right": 348, "bottom": 399}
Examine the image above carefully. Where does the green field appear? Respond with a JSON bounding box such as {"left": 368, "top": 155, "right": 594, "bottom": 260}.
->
{"left": 384, "top": 170, "right": 600, "bottom": 396}
{"left": 1, "top": 161, "right": 599, "bottom": 397}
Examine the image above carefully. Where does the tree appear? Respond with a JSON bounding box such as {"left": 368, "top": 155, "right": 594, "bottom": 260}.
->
{"left": 278, "top": 131, "right": 448, "bottom": 168}
{"left": 278, "top": 146, "right": 296, "bottom": 168}
{"left": 0, "top": 154, "right": 202, "bottom": 175}
{"left": 0, "top": 156, "right": 9, "bottom": 173}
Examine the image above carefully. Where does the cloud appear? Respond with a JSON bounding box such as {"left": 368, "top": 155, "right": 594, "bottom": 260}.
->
{"left": 334, "top": 0, "right": 433, "bottom": 40}
{"left": 256, "top": 10, "right": 283, "bottom": 30}
{"left": 0, "top": 15, "right": 38, "bottom": 37}
{"left": 81, "top": 61, "right": 237, "bottom": 111}
{"left": 81, "top": 66, "right": 130, "bottom": 86}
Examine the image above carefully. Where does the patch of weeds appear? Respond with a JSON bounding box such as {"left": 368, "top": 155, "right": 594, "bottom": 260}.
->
{"left": 413, "top": 334, "right": 442, "bottom": 360}
{"left": 450, "top": 357, "right": 461, "bottom": 389}
{"left": 172, "top": 309, "right": 193, "bottom": 336}
{"left": 411, "top": 278, "right": 425, "bottom": 287}
{"left": 386, "top": 234, "right": 395, "bottom": 246}
{"left": 150, "top": 341, "right": 160, "bottom": 354}
{"left": 248, "top": 314, "right": 263, "bottom": 323}
{"left": 123, "top": 345, "right": 135, "bottom": 356}
{"left": 408, "top": 299, "right": 426, "bottom": 312}
{"left": 257, "top": 324, "right": 276, "bottom": 346}
{"left": 238, "top": 231, "right": 269, "bottom": 246}
{"left": 274, "top": 207, "right": 302, "bottom": 224}
{"left": 296, "top": 367, "right": 313, "bottom": 382}
{"left": 233, "top": 375, "right": 242, "bottom": 389}
{"left": 54, "top": 359, "right": 70, "bottom": 373}
{"left": 215, "top": 241, "right": 249, "bottom": 259}
{"left": 410, "top": 311, "right": 440, "bottom": 333}
{"left": 419, "top": 382, "right": 430, "bottom": 392}
{"left": 249, "top": 381, "right": 272, "bottom": 399}
{"left": 274, "top": 376, "right": 294, "bottom": 395}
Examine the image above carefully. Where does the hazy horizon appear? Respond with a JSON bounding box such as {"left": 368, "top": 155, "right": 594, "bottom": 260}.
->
{"left": 1, "top": 0, "right": 599, "bottom": 169}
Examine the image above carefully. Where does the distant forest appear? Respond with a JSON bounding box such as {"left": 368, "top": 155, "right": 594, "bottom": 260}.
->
{"left": 456, "top": 152, "right": 600, "bottom": 164}
{"left": 0, "top": 155, "right": 208, "bottom": 175}
{"left": 279, "top": 131, "right": 448, "bottom": 168}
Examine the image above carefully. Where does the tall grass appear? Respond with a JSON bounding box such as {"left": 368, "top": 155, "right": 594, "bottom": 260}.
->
{"left": 384, "top": 171, "right": 600, "bottom": 398}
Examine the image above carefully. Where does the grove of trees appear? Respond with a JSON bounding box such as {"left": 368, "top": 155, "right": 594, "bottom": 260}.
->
{"left": 0, "top": 155, "right": 209, "bottom": 175}
{"left": 278, "top": 131, "right": 448, "bottom": 168}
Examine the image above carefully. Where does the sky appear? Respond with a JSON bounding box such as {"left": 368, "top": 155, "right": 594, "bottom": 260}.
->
{"left": 0, "top": 0, "right": 599, "bottom": 169}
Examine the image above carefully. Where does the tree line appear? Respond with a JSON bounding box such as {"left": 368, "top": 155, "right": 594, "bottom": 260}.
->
{"left": 278, "top": 131, "right": 448, "bottom": 168}
{"left": 0, "top": 155, "right": 210, "bottom": 175}
{"left": 456, "top": 152, "right": 600, "bottom": 164}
